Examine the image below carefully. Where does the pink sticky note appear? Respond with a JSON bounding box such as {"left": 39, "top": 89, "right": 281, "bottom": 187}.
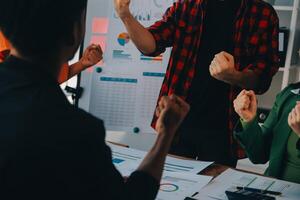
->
{"left": 90, "top": 35, "right": 106, "bottom": 63}
{"left": 92, "top": 17, "right": 109, "bottom": 34}
{"left": 90, "top": 35, "right": 106, "bottom": 51}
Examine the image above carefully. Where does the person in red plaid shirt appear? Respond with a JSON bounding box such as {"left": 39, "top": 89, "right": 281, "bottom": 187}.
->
{"left": 115, "top": 0, "right": 279, "bottom": 167}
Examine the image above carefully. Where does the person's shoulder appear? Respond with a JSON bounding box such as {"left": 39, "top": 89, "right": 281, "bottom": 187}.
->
{"left": 287, "top": 82, "right": 300, "bottom": 91}
{"left": 170, "top": 0, "right": 203, "bottom": 11}
{"left": 176, "top": 0, "right": 203, "bottom": 7}
{"left": 252, "top": 0, "right": 274, "bottom": 8}
{"left": 72, "top": 107, "right": 105, "bottom": 128}
{"left": 32, "top": 94, "right": 106, "bottom": 140}
{"left": 60, "top": 107, "right": 107, "bottom": 143}
{"left": 275, "top": 82, "right": 300, "bottom": 101}
{"left": 36, "top": 90, "right": 104, "bottom": 127}
{"left": 23, "top": 80, "right": 105, "bottom": 134}
{"left": 251, "top": 0, "right": 278, "bottom": 19}
{"left": 168, "top": 0, "right": 203, "bottom": 25}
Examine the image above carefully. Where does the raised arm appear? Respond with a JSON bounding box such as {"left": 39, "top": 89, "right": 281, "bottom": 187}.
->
{"left": 233, "top": 90, "right": 276, "bottom": 164}
{"left": 114, "top": 0, "right": 156, "bottom": 54}
{"left": 288, "top": 102, "right": 300, "bottom": 156}
{"left": 137, "top": 95, "right": 190, "bottom": 181}
{"left": 63, "top": 95, "right": 189, "bottom": 200}
{"left": 114, "top": 0, "right": 177, "bottom": 56}
{"left": 102, "top": 95, "right": 190, "bottom": 199}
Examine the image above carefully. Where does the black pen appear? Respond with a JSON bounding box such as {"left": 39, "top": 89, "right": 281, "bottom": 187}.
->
{"left": 184, "top": 197, "right": 197, "bottom": 200}
{"left": 184, "top": 191, "right": 199, "bottom": 200}
{"left": 191, "top": 192, "right": 199, "bottom": 197}
{"left": 236, "top": 186, "right": 282, "bottom": 196}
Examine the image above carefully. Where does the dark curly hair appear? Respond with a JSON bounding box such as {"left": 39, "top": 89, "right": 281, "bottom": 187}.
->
{"left": 0, "top": 0, "right": 87, "bottom": 59}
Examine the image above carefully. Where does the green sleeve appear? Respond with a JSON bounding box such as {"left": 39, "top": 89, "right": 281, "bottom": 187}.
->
{"left": 234, "top": 93, "right": 282, "bottom": 164}
{"left": 240, "top": 118, "right": 256, "bottom": 130}
{"left": 297, "top": 139, "right": 300, "bottom": 158}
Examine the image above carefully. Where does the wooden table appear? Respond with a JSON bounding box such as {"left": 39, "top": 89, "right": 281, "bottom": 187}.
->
{"left": 199, "top": 164, "right": 230, "bottom": 177}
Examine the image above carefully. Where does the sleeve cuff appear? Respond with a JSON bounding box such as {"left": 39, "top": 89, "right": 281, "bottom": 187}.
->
{"left": 296, "top": 138, "right": 300, "bottom": 158}
{"left": 240, "top": 117, "right": 257, "bottom": 130}
{"left": 234, "top": 116, "right": 259, "bottom": 143}
{"left": 127, "top": 171, "right": 160, "bottom": 200}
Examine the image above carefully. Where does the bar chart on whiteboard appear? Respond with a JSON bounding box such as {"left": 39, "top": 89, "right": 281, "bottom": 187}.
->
{"left": 80, "top": 0, "right": 175, "bottom": 134}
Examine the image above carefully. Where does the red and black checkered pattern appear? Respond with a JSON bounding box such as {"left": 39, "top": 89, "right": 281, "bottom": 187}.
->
{"left": 149, "top": 0, "right": 279, "bottom": 159}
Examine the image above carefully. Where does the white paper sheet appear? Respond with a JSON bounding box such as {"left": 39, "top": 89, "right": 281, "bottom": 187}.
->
{"left": 157, "top": 172, "right": 212, "bottom": 200}
{"left": 109, "top": 144, "right": 213, "bottom": 175}
{"left": 195, "top": 169, "right": 300, "bottom": 200}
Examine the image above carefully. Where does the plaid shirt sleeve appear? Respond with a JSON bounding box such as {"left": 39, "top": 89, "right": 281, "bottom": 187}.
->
{"left": 241, "top": 8, "right": 279, "bottom": 94}
{"left": 146, "top": 3, "right": 179, "bottom": 57}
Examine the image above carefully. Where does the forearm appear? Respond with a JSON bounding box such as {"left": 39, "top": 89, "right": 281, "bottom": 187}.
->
{"left": 68, "top": 62, "right": 83, "bottom": 79}
{"left": 235, "top": 118, "right": 270, "bottom": 164}
{"left": 121, "top": 14, "right": 156, "bottom": 55}
{"left": 137, "top": 133, "right": 173, "bottom": 182}
{"left": 229, "top": 70, "right": 259, "bottom": 90}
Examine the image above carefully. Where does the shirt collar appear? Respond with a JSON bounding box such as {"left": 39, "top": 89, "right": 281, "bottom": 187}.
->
{"left": 291, "top": 89, "right": 300, "bottom": 95}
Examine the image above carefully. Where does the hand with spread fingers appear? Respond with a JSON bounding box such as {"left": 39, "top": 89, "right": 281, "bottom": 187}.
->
{"left": 288, "top": 102, "right": 300, "bottom": 138}
{"left": 234, "top": 90, "right": 257, "bottom": 123}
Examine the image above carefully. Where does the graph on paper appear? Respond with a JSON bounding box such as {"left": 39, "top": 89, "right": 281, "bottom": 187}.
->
{"left": 109, "top": 144, "right": 213, "bottom": 175}
{"left": 108, "top": 144, "right": 213, "bottom": 200}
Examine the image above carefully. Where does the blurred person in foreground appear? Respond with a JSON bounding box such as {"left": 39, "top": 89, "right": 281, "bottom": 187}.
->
{"left": 0, "top": 0, "right": 190, "bottom": 199}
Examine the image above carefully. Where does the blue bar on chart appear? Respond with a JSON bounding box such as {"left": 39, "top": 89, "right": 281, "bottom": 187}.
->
{"left": 143, "top": 72, "right": 166, "bottom": 77}
{"left": 100, "top": 77, "right": 138, "bottom": 84}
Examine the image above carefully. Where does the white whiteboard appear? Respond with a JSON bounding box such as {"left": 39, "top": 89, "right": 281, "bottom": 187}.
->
{"left": 79, "top": 0, "right": 175, "bottom": 147}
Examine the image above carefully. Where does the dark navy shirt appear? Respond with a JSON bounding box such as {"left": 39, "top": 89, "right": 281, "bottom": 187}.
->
{"left": 0, "top": 56, "right": 159, "bottom": 199}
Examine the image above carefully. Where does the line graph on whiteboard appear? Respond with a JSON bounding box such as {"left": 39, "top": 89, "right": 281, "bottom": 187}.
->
{"left": 153, "top": 0, "right": 176, "bottom": 8}
{"left": 113, "top": 0, "right": 176, "bottom": 23}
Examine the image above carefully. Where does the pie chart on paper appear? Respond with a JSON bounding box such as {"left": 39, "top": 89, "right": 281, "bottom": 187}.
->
{"left": 117, "top": 32, "right": 130, "bottom": 46}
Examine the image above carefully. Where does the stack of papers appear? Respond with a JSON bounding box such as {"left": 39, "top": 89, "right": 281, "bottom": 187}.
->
{"left": 195, "top": 169, "right": 300, "bottom": 200}
{"left": 109, "top": 144, "right": 213, "bottom": 200}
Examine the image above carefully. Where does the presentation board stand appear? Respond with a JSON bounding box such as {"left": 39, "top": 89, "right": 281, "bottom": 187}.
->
{"left": 78, "top": 0, "right": 175, "bottom": 150}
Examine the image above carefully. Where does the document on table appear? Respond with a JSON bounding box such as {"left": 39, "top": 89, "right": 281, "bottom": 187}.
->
{"left": 195, "top": 169, "right": 300, "bottom": 200}
{"left": 114, "top": 162, "right": 212, "bottom": 200}
{"left": 109, "top": 144, "right": 213, "bottom": 175}
{"left": 109, "top": 144, "right": 213, "bottom": 200}
{"left": 157, "top": 172, "right": 212, "bottom": 200}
